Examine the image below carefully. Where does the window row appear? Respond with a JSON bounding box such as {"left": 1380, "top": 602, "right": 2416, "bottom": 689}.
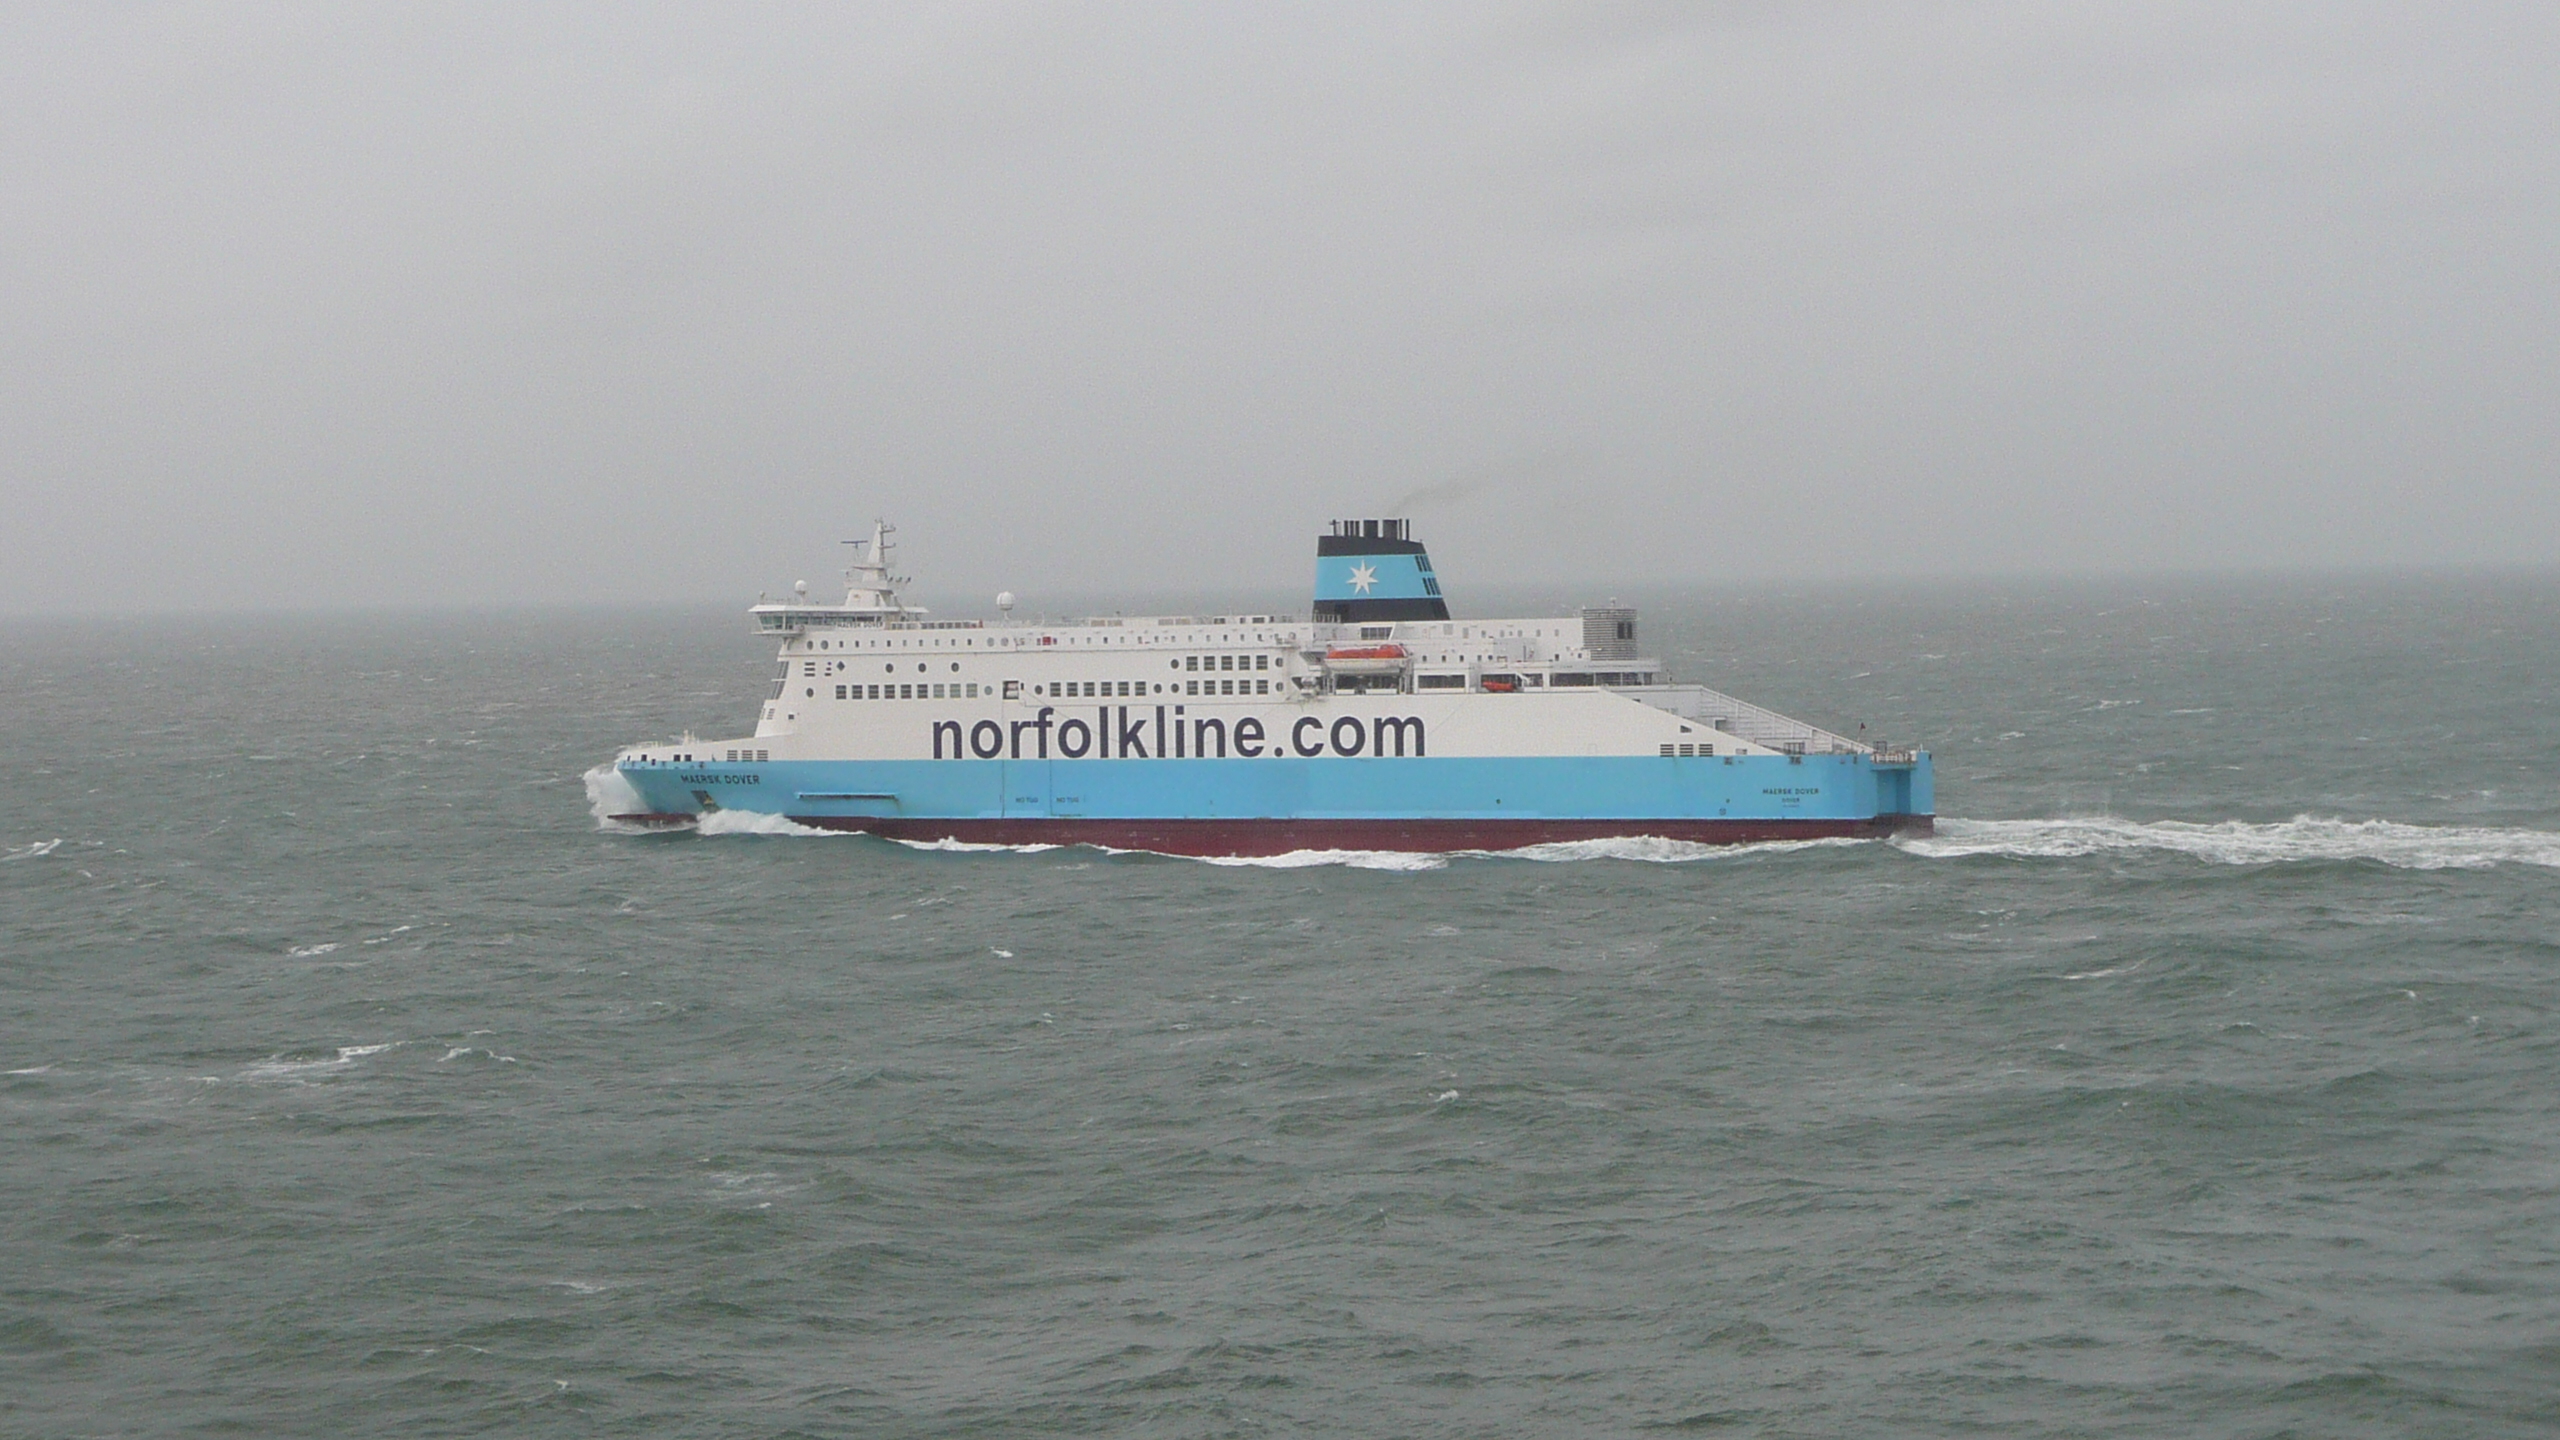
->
{"left": 1038, "top": 680, "right": 1149, "bottom": 698}
{"left": 1657, "top": 742, "right": 1717, "bottom": 757}
{"left": 841, "top": 683, "right": 981, "bottom": 700}
{"left": 723, "top": 748, "right": 772, "bottom": 761}
{"left": 1181, "top": 654, "right": 1270, "bottom": 672}
{"left": 836, "top": 677, "right": 1280, "bottom": 702}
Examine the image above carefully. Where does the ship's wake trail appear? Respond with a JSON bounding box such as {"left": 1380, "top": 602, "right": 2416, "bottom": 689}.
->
{"left": 579, "top": 783, "right": 2558, "bottom": 872}
{"left": 1898, "top": 816, "right": 2560, "bottom": 871}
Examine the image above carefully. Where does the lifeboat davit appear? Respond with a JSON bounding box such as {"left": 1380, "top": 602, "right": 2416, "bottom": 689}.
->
{"left": 1322, "top": 643, "right": 1408, "bottom": 676}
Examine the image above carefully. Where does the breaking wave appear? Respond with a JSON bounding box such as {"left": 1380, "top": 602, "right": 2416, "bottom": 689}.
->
{"left": 582, "top": 765, "right": 650, "bottom": 831}
{"left": 694, "top": 809, "right": 833, "bottom": 837}
{"left": 1897, "top": 816, "right": 2560, "bottom": 870}
{"left": 240, "top": 1042, "right": 398, "bottom": 1083}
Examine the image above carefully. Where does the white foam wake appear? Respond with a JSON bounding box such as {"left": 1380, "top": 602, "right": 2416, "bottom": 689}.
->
{"left": 583, "top": 796, "right": 2558, "bottom": 874}
{"left": 1173, "top": 835, "right": 1874, "bottom": 870}
{"left": 1898, "top": 816, "right": 2560, "bottom": 871}
{"left": 891, "top": 836, "right": 1063, "bottom": 854}
{"left": 1194, "top": 847, "right": 1451, "bottom": 871}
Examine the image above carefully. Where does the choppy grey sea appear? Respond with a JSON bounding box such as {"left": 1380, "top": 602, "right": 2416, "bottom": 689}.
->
{"left": 4, "top": 573, "right": 2556, "bottom": 1437}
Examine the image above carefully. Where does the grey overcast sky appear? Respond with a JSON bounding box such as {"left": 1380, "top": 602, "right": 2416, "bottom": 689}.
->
{"left": 4, "top": 3, "right": 2555, "bottom": 614}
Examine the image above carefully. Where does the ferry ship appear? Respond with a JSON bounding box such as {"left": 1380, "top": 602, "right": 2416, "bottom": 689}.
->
{"left": 607, "top": 520, "right": 1932, "bottom": 854}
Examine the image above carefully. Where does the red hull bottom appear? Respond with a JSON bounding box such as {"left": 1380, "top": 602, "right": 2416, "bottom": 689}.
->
{"left": 611, "top": 812, "right": 1933, "bottom": 856}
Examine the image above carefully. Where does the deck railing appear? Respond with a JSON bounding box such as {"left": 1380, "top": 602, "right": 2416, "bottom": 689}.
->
{"left": 1624, "top": 684, "right": 1871, "bottom": 756}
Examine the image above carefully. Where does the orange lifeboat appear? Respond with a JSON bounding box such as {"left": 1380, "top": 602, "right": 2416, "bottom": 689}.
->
{"left": 1321, "top": 643, "right": 1408, "bottom": 677}
{"left": 1323, "top": 644, "right": 1407, "bottom": 663}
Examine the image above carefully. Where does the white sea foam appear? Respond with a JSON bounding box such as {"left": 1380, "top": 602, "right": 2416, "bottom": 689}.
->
{"left": 1898, "top": 816, "right": 2560, "bottom": 871}
{"left": 5, "top": 839, "right": 63, "bottom": 861}
{"left": 695, "top": 808, "right": 834, "bottom": 837}
{"left": 287, "top": 942, "right": 342, "bottom": 957}
{"left": 1194, "top": 847, "right": 1451, "bottom": 871}
{"left": 1492, "top": 835, "right": 1869, "bottom": 865}
{"left": 241, "top": 1042, "right": 398, "bottom": 1082}
{"left": 892, "top": 836, "right": 1061, "bottom": 854}
{"left": 1184, "top": 834, "right": 1872, "bottom": 870}
{"left": 582, "top": 765, "right": 652, "bottom": 831}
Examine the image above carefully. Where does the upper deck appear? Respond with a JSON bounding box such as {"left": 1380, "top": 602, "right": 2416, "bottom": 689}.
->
{"left": 741, "top": 520, "right": 1872, "bottom": 757}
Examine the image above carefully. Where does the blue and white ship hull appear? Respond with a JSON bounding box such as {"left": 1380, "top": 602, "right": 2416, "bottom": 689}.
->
{"left": 608, "top": 519, "right": 1933, "bottom": 854}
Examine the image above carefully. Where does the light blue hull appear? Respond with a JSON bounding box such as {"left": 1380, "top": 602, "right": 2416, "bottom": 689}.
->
{"left": 614, "top": 751, "right": 1933, "bottom": 853}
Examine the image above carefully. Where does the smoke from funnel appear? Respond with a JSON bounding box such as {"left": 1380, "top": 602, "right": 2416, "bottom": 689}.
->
{"left": 1384, "top": 448, "right": 1580, "bottom": 514}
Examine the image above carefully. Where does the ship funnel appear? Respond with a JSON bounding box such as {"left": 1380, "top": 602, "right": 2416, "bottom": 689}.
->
{"left": 1312, "top": 518, "right": 1449, "bottom": 623}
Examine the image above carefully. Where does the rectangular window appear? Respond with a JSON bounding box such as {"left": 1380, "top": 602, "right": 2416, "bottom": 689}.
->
{"left": 1185, "top": 656, "right": 1198, "bottom": 671}
{"left": 756, "top": 749, "right": 768, "bottom": 761}
{"left": 967, "top": 683, "right": 979, "bottom": 698}
{"left": 900, "top": 684, "right": 913, "bottom": 699}
{"left": 803, "top": 662, "right": 817, "bottom": 676}
{"left": 1218, "top": 655, "right": 1232, "bottom": 671}
{"left": 933, "top": 684, "right": 945, "bottom": 698}
{"left": 1255, "top": 655, "right": 1268, "bottom": 670}
{"left": 1661, "top": 744, "right": 1675, "bottom": 756}
{"left": 835, "top": 685, "right": 846, "bottom": 699}
{"left": 1256, "top": 679, "right": 1268, "bottom": 694}
{"left": 1185, "top": 680, "right": 1198, "bottom": 696}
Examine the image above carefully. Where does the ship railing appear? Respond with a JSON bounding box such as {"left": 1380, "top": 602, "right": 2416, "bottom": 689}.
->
{"left": 1626, "top": 684, "right": 1871, "bottom": 755}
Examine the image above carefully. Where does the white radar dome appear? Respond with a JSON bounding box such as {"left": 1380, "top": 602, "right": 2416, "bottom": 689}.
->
{"left": 997, "top": 591, "right": 1015, "bottom": 612}
{"left": 794, "top": 580, "right": 808, "bottom": 595}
